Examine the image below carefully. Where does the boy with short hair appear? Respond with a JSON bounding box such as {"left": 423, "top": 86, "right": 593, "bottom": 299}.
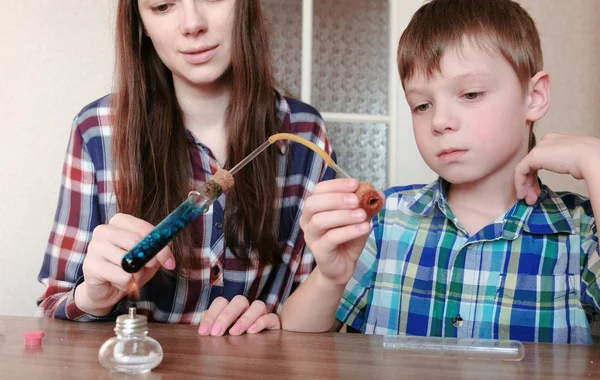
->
{"left": 279, "top": 0, "right": 600, "bottom": 343}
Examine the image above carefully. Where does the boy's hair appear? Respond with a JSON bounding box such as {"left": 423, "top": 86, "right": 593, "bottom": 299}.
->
{"left": 398, "top": 0, "right": 542, "bottom": 149}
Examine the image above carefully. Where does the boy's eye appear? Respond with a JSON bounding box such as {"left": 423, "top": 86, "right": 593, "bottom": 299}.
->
{"left": 463, "top": 92, "right": 483, "bottom": 100}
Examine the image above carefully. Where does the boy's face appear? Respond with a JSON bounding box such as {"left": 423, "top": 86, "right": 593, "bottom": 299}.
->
{"left": 404, "top": 38, "right": 532, "bottom": 185}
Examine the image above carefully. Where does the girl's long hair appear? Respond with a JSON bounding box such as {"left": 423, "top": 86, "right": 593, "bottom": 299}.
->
{"left": 112, "top": 0, "right": 282, "bottom": 271}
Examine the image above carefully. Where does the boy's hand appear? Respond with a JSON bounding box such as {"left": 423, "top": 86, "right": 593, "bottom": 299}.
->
{"left": 198, "top": 296, "right": 280, "bottom": 336}
{"left": 300, "top": 178, "right": 379, "bottom": 286}
{"left": 515, "top": 133, "right": 600, "bottom": 205}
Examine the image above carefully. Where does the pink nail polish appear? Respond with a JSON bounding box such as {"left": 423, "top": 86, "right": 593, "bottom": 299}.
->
{"left": 210, "top": 323, "right": 223, "bottom": 336}
{"left": 199, "top": 323, "right": 209, "bottom": 335}
{"left": 230, "top": 323, "right": 241, "bottom": 334}
{"left": 165, "top": 258, "right": 176, "bottom": 270}
{"left": 248, "top": 323, "right": 257, "bottom": 332}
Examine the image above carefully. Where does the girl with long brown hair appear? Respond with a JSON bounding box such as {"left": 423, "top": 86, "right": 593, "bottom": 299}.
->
{"left": 37, "top": 0, "right": 335, "bottom": 337}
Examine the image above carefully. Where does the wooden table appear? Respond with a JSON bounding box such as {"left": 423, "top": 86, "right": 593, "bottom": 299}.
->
{"left": 1, "top": 316, "right": 599, "bottom": 379}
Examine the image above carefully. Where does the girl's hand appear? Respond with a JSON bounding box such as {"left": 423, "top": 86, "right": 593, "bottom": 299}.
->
{"left": 75, "top": 213, "right": 176, "bottom": 316}
{"left": 198, "top": 296, "right": 280, "bottom": 336}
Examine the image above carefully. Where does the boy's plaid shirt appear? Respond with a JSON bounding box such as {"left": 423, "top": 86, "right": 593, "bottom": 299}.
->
{"left": 337, "top": 179, "right": 599, "bottom": 343}
{"left": 37, "top": 93, "right": 335, "bottom": 322}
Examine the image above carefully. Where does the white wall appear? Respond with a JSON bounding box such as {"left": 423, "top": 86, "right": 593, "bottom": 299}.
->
{"left": 389, "top": 0, "right": 437, "bottom": 186}
{"left": 1, "top": 0, "right": 599, "bottom": 317}
{"left": 518, "top": 0, "right": 600, "bottom": 195}
{"left": 0, "top": 1, "right": 117, "bottom": 316}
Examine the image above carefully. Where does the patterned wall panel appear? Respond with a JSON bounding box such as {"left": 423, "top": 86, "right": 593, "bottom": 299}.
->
{"left": 327, "top": 123, "right": 387, "bottom": 189}
{"left": 312, "top": 0, "right": 389, "bottom": 115}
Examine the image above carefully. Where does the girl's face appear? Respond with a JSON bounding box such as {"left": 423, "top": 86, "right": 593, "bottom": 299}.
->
{"left": 138, "top": 0, "right": 236, "bottom": 88}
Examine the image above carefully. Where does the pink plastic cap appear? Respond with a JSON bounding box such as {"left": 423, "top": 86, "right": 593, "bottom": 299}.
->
{"left": 23, "top": 330, "right": 45, "bottom": 346}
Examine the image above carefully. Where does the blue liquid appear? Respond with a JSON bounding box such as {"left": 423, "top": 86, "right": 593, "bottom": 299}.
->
{"left": 121, "top": 195, "right": 213, "bottom": 273}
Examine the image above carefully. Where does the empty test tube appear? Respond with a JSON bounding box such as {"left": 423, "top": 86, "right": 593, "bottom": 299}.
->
{"left": 383, "top": 335, "right": 525, "bottom": 361}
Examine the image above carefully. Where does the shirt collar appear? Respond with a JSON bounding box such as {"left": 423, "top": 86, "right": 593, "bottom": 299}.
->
{"left": 405, "top": 177, "right": 575, "bottom": 239}
{"left": 523, "top": 185, "right": 576, "bottom": 235}
{"left": 405, "top": 177, "right": 450, "bottom": 217}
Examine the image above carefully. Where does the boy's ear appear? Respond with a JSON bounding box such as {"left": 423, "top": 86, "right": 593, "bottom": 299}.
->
{"left": 526, "top": 71, "right": 551, "bottom": 122}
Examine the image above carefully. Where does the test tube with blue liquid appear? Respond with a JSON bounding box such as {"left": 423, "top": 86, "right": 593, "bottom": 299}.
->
{"left": 121, "top": 170, "right": 233, "bottom": 273}
{"left": 121, "top": 133, "right": 377, "bottom": 273}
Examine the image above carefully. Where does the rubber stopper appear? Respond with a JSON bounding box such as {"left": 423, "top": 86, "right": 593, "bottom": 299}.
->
{"left": 23, "top": 330, "right": 45, "bottom": 346}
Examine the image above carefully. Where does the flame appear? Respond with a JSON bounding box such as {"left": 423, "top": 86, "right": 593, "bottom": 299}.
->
{"left": 127, "top": 277, "right": 140, "bottom": 306}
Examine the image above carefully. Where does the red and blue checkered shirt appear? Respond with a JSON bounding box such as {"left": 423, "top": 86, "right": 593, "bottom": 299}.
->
{"left": 37, "top": 93, "right": 335, "bottom": 323}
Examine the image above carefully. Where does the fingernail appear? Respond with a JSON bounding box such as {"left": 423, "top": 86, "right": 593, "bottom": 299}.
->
{"left": 165, "top": 258, "right": 176, "bottom": 270}
{"left": 352, "top": 209, "right": 365, "bottom": 219}
{"left": 230, "top": 322, "right": 241, "bottom": 334}
{"left": 248, "top": 323, "right": 258, "bottom": 332}
{"left": 199, "top": 323, "right": 210, "bottom": 335}
{"left": 211, "top": 322, "right": 224, "bottom": 336}
{"left": 347, "top": 179, "right": 358, "bottom": 188}
{"left": 358, "top": 222, "right": 370, "bottom": 232}
{"left": 345, "top": 195, "right": 358, "bottom": 206}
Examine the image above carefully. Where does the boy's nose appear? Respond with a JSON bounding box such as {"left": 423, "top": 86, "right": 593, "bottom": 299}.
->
{"left": 431, "top": 107, "right": 459, "bottom": 134}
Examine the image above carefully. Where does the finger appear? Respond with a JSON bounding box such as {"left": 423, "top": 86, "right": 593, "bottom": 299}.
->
{"left": 109, "top": 215, "right": 176, "bottom": 271}
{"left": 302, "top": 192, "right": 361, "bottom": 222}
{"left": 210, "top": 295, "right": 250, "bottom": 336}
{"left": 312, "top": 222, "right": 371, "bottom": 257}
{"left": 85, "top": 243, "right": 141, "bottom": 291}
{"left": 515, "top": 157, "right": 538, "bottom": 199}
{"left": 85, "top": 260, "right": 134, "bottom": 293}
{"left": 525, "top": 172, "right": 541, "bottom": 205}
{"left": 143, "top": 245, "right": 176, "bottom": 270}
{"left": 312, "top": 178, "right": 359, "bottom": 195}
{"left": 97, "top": 242, "right": 133, "bottom": 265}
{"left": 228, "top": 300, "right": 268, "bottom": 336}
{"left": 92, "top": 224, "right": 145, "bottom": 253}
{"left": 109, "top": 213, "right": 156, "bottom": 236}
{"left": 198, "top": 297, "right": 230, "bottom": 336}
{"left": 96, "top": 218, "right": 176, "bottom": 271}
{"left": 247, "top": 313, "right": 281, "bottom": 334}
{"left": 90, "top": 239, "right": 163, "bottom": 289}
{"left": 514, "top": 175, "right": 527, "bottom": 199}
{"left": 304, "top": 208, "right": 367, "bottom": 239}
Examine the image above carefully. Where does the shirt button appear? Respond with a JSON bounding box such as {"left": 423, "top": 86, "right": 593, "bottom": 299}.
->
{"left": 215, "top": 221, "right": 223, "bottom": 229}
{"left": 452, "top": 315, "right": 464, "bottom": 328}
{"left": 212, "top": 266, "right": 221, "bottom": 275}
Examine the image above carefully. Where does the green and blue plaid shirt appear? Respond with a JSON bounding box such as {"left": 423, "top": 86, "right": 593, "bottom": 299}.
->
{"left": 337, "top": 179, "right": 599, "bottom": 343}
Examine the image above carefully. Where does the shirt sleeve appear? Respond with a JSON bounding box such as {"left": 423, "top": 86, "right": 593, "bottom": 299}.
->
{"left": 290, "top": 150, "right": 337, "bottom": 295}
{"left": 579, "top": 201, "right": 600, "bottom": 312}
{"left": 36, "top": 116, "right": 117, "bottom": 321}
{"left": 271, "top": 105, "right": 337, "bottom": 313}
{"left": 336, "top": 222, "right": 379, "bottom": 332}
